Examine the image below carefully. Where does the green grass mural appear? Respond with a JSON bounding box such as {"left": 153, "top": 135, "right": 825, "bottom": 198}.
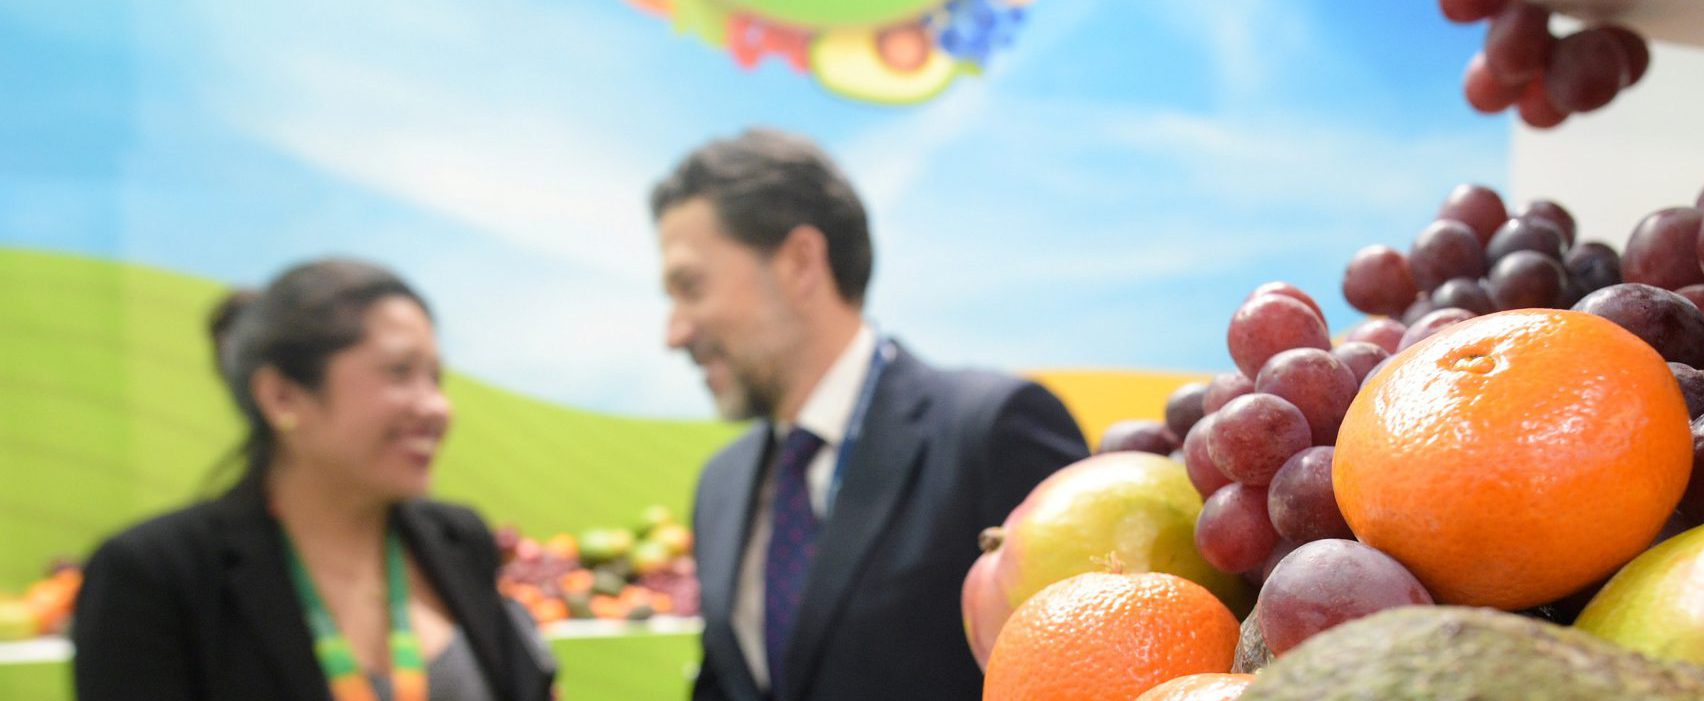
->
{"left": 0, "top": 247, "right": 744, "bottom": 698}
{"left": 0, "top": 246, "right": 740, "bottom": 585}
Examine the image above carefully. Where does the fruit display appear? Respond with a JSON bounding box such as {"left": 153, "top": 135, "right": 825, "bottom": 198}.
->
{"left": 495, "top": 506, "right": 700, "bottom": 624}
{"left": 967, "top": 175, "right": 1704, "bottom": 696}
{"left": 623, "top": 0, "right": 1033, "bottom": 105}
{"left": 0, "top": 510, "right": 698, "bottom": 649}
{"left": 1443, "top": 0, "right": 1652, "bottom": 128}
{"left": 961, "top": 452, "right": 1249, "bottom": 669}
{"left": 0, "top": 562, "right": 81, "bottom": 642}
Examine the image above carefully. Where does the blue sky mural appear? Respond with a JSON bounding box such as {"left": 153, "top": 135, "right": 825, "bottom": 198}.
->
{"left": 0, "top": 0, "right": 1510, "bottom": 417}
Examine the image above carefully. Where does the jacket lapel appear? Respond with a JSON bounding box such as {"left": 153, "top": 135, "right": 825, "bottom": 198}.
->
{"left": 780, "top": 348, "right": 929, "bottom": 700}
{"left": 395, "top": 502, "right": 528, "bottom": 701}
{"left": 697, "top": 426, "right": 772, "bottom": 701}
{"left": 212, "top": 475, "right": 333, "bottom": 701}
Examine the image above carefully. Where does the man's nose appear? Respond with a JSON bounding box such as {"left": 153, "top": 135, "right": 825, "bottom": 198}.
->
{"left": 665, "top": 308, "right": 693, "bottom": 351}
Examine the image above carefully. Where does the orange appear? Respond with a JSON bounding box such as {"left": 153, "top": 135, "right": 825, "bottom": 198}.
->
{"left": 1135, "top": 673, "right": 1255, "bottom": 701}
{"left": 1336, "top": 309, "right": 1692, "bottom": 610}
{"left": 983, "top": 572, "right": 1238, "bottom": 701}
{"left": 530, "top": 598, "right": 568, "bottom": 623}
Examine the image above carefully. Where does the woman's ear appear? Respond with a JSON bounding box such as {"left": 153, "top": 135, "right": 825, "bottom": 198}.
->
{"left": 250, "top": 365, "right": 306, "bottom": 433}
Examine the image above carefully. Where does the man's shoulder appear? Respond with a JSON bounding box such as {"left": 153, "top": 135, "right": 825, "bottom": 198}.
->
{"left": 701, "top": 422, "right": 768, "bottom": 476}
{"left": 895, "top": 349, "right": 1047, "bottom": 422}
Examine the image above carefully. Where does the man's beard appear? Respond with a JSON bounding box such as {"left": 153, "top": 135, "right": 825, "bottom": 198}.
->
{"left": 712, "top": 360, "right": 778, "bottom": 421}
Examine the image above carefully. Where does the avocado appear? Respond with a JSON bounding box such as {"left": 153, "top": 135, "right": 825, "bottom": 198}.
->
{"left": 1241, "top": 606, "right": 1704, "bottom": 701}
{"left": 727, "top": 0, "right": 941, "bottom": 28}
{"left": 810, "top": 27, "right": 957, "bottom": 106}
{"left": 1233, "top": 610, "right": 1274, "bottom": 674}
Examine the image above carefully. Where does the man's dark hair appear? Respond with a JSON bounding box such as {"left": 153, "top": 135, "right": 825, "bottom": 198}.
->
{"left": 651, "top": 128, "right": 873, "bottom": 305}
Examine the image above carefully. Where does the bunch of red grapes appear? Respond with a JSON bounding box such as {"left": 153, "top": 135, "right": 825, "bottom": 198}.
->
{"left": 1346, "top": 181, "right": 1704, "bottom": 524}
{"left": 1098, "top": 181, "right": 1704, "bottom": 653}
{"left": 1443, "top": 0, "right": 1651, "bottom": 128}
{"left": 1102, "top": 281, "right": 1434, "bottom": 656}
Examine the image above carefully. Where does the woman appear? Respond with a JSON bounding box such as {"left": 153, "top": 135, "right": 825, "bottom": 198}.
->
{"left": 72, "top": 259, "right": 556, "bottom": 701}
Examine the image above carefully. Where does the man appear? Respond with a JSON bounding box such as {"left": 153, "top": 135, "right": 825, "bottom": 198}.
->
{"left": 651, "top": 128, "right": 1088, "bottom": 701}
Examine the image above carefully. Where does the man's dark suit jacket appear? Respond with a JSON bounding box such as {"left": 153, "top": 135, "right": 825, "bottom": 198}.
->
{"left": 71, "top": 473, "right": 556, "bottom": 701}
{"left": 691, "top": 343, "right": 1089, "bottom": 701}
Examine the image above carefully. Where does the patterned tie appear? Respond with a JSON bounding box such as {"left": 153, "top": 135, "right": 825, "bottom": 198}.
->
{"left": 764, "top": 426, "right": 826, "bottom": 695}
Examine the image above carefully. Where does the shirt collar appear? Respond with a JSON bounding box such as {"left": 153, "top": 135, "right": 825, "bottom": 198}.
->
{"left": 774, "top": 324, "right": 877, "bottom": 447}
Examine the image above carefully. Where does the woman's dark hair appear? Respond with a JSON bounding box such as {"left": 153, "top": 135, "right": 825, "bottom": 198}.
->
{"left": 205, "top": 258, "right": 431, "bottom": 489}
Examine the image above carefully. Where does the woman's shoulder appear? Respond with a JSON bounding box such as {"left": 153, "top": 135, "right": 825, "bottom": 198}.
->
{"left": 78, "top": 499, "right": 230, "bottom": 611}
{"left": 402, "top": 498, "right": 495, "bottom": 544}
{"left": 95, "top": 499, "right": 225, "bottom": 558}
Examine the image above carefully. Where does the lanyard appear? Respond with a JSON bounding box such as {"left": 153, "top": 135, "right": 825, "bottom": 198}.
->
{"left": 825, "top": 337, "right": 895, "bottom": 518}
{"left": 282, "top": 528, "right": 428, "bottom": 701}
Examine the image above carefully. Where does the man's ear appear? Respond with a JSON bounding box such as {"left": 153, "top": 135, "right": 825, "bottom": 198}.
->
{"left": 773, "top": 224, "right": 830, "bottom": 303}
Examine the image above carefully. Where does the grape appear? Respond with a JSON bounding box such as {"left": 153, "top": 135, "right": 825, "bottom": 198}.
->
{"left": 1196, "top": 483, "right": 1280, "bottom": 574}
{"left": 1681, "top": 416, "right": 1704, "bottom": 523}
{"left": 1411, "top": 220, "right": 1487, "bottom": 291}
{"left": 1164, "top": 381, "right": 1209, "bottom": 438}
{"left": 1208, "top": 393, "right": 1312, "bottom": 486}
{"left": 495, "top": 526, "right": 522, "bottom": 560}
{"left": 1698, "top": 215, "right": 1704, "bottom": 275}
{"left": 1097, "top": 419, "right": 1179, "bottom": 455}
{"left": 1440, "top": 0, "right": 1509, "bottom": 23}
{"left": 1599, "top": 25, "right": 1650, "bottom": 86}
{"left": 1432, "top": 277, "right": 1497, "bottom": 315}
{"left": 1260, "top": 539, "right": 1302, "bottom": 585}
{"left": 1360, "top": 357, "right": 1393, "bottom": 390}
{"left": 1486, "top": 217, "right": 1565, "bottom": 263}
{"left": 1516, "top": 199, "right": 1577, "bottom": 249}
{"left": 1573, "top": 283, "right": 1704, "bottom": 367}
{"left": 1488, "top": 250, "right": 1567, "bottom": 310}
{"left": 1399, "top": 308, "right": 1477, "bottom": 351}
{"left": 1183, "top": 414, "right": 1233, "bottom": 498}
{"left": 1670, "top": 363, "right": 1704, "bottom": 420}
{"left": 1268, "top": 447, "right": 1354, "bottom": 544}
{"left": 1485, "top": 2, "right": 1554, "bottom": 85}
{"left": 1343, "top": 318, "right": 1406, "bottom": 354}
{"left": 1564, "top": 242, "right": 1622, "bottom": 293}
{"left": 1517, "top": 77, "right": 1569, "bottom": 129}
{"left": 1559, "top": 278, "right": 1587, "bottom": 310}
{"left": 1256, "top": 539, "right": 1434, "bottom": 655}
{"left": 1401, "top": 295, "right": 1437, "bottom": 326}
{"left": 1624, "top": 207, "right": 1704, "bottom": 290}
{"left": 1342, "top": 245, "right": 1420, "bottom": 316}
{"left": 1255, "top": 349, "right": 1359, "bottom": 446}
{"left": 1204, "top": 372, "right": 1255, "bottom": 414}
{"left": 1546, "top": 28, "right": 1632, "bottom": 113}
{"left": 1436, "top": 185, "right": 1507, "bottom": 246}
{"left": 1676, "top": 285, "right": 1704, "bottom": 311}
{"left": 1331, "top": 342, "right": 1391, "bottom": 383}
{"left": 1228, "top": 294, "right": 1332, "bottom": 379}
{"left": 1248, "top": 281, "right": 1325, "bottom": 321}
{"left": 1463, "top": 51, "right": 1521, "bottom": 113}
{"left": 638, "top": 561, "right": 702, "bottom": 616}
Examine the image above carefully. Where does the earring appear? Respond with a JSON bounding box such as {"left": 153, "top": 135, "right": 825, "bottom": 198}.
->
{"left": 275, "top": 414, "right": 298, "bottom": 433}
